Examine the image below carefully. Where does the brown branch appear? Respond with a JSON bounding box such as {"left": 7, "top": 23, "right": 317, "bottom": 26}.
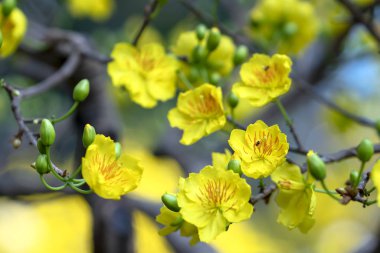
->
{"left": 250, "top": 183, "right": 277, "bottom": 205}
{"left": 132, "top": 0, "right": 160, "bottom": 46}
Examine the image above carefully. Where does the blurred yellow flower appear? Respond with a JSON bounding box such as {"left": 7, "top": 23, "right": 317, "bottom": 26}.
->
{"left": 127, "top": 148, "right": 183, "bottom": 202}
{"left": 82, "top": 134, "right": 143, "bottom": 200}
{"left": 271, "top": 162, "right": 316, "bottom": 233}
{"left": 168, "top": 84, "right": 226, "bottom": 145}
{"left": 371, "top": 159, "right": 380, "bottom": 206}
{"left": 67, "top": 0, "right": 114, "bottom": 21}
{"left": 0, "top": 6, "right": 27, "bottom": 58}
{"left": 250, "top": 0, "right": 318, "bottom": 55}
{"left": 229, "top": 120, "right": 289, "bottom": 179}
{"left": 0, "top": 195, "right": 92, "bottom": 253}
{"left": 108, "top": 43, "right": 178, "bottom": 108}
{"left": 156, "top": 206, "right": 200, "bottom": 245}
{"left": 232, "top": 54, "right": 292, "bottom": 107}
{"left": 173, "top": 30, "right": 235, "bottom": 86}
{"left": 177, "top": 166, "right": 253, "bottom": 242}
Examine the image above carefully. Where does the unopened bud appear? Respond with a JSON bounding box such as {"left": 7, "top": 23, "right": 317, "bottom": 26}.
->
{"left": 114, "top": 142, "right": 122, "bottom": 159}
{"left": 35, "top": 154, "right": 49, "bottom": 174}
{"left": 73, "top": 79, "right": 90, "bottom": 102}
{"left": 350, "top": 170, "right": 359, "bottom": 184}
{"left": 209, "top": 72, "right": 221, "bottom": 85}
{"left": 233, "top": 45, "right": 249, "bottom": 65}
{"left": 356, "top": 138, "right": 374, "bottom": 163}
{"left": 82, "top": 124, "right": 96, "bottom": 148}
{"left": 196, "top": 24, "right": 207, "bottom": 41}
{"left": 192, "top": 45, "right": 207, "bottom": 63}
{"left": 283, "top": 22, "right": 298, "bottom": 37}
{"left": 228, "top": 159, "right": 242, "bottom": 175}
{"left": 40, "top": 119, "right": 55, "bottom": 146}
{"left": 2, "top": 0, "right": 17, "bottom": 17}
{"left": 161, "top": 193, "right": 180, "bottom": 212}
{"left": 37, "top": 138, "right": 46, "bottom": 154}
{"left": 206, "top": 28, "right": 221, "bottom": 52}
{"left": 307, "top": 151, "right": 326, "bottom": 181}
{"left": 227, "top": 92, "right": 239, "bottom": 109}
{"left": 12, "top": 137, "right": 21, "bottom": 149}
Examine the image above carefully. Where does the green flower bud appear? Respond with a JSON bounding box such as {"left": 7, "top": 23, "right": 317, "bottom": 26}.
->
{"left": 206, "top": 28, "right": 221, "bottom": 52}
{"left": 161, "top": 193, "right": 180, "bottom": 212}
{"left": 228, "top": 159, "right": 242, "bottom": 175}
{"left": 227, "top": 92, "right": 239, "bottom": 109}
{"left": 115, "top": 142, "right": 122, "bottom": 159}
{"left": 233, "top": 45, "right": 249, "bottom": 66}
{"left": 375, "top": 120, "right": 380, "bottom": 136}
{"left": 35, "top": 154, "right": 49, "bottom": 174}
{"left": 73, "top": 79, "right": 90, "bottom": 102}
{"left": 188, "top": 67, "right": 200, "bottom": 82}
{"left": 192, "top": 45, "right": 207, "bottom": 63}
{"left": 307, "top": 152, "right": 326, "bottom": 181}
{"left": 196, "top": 24, "right": 207, "bottom": 41}
{"left": 2, "top": 0, "right": 17, "bottom": 17}
{"left": 0, "top": 30, "right": 3, "bottom": 48}
{"left": 37, "top": 138, "right": 46, "bottom": 154}
{"left": 170, "top": 216, "right": 184, "bottom": 226}
{"left": 283, "top": 22, "right": 298, "bottom": 37}
{"left": 82, "top": 124, "right": 96, "bottom": 148}
{"left": 40, "top": 119, "right": 55, "bottom": 146}
{"left": 209, "top": 72, "right": 221, "bottom": 85}
{"left": 350, "top": 170, "right": 359, "bottom": 184}
{"left": 356, "top": 138, "right": 374, "bottom": 162}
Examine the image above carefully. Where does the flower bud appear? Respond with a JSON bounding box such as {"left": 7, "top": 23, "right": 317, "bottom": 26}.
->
{"left": 307, "top": 151, "right": 326, "bottom": 181}
{"left": 196, "top": 24, "right": 207, "bottom": 41}
{"left": 40, "top": 119, "right": 55, "bottom": 146}
{"left": 350, "top": 170, "right": 359, "bottom": 184}
{"left": 37, "top": 138, "right": 46, "bottom": 154}
{"left": 73, "top": 79, "right": 90, "bottom": 102}
{"left": 206, "top": 28, "right": 221, "bottom": 52}
{"left": 161, "top": 193, "right": 180, "bottom": 212}
{"left": 35, "top": 154, "right": 49, "bottom": 174}
{"left": 233, "top": 45, "right": 248, "bottom": 66}
{"left": 2, "top": 0, "right": 17, "bottom": 17}
{"left": 12, "top": 137, "right": 21, "bottom": 149}
{"left": 375, "top": 120, "right": 380, "bottom": 136}
{"left": 209, "top": 72, "right": 221, "bottom": 85}
{"left": 170, "top": 216, "right": 184, "bottom": 226}
{"left": 114, "top": 142, "right": 122, "bottom": 159}
{"left": 192, "top": 45, "right": 207, "bottom": 63}
{"left": 228, "top": 159, "right": 242, "bottom": 175}
{"left": 82, "top": 124, "right": 96, "bottom": 148}
{"left": 227, "top": 92, "right": 239, "bottom": 109}
{"left": 188, "top": 67, "right": 200, "bottom": 82}
{"left": 283, "top": 22, "right": 298, "bottom": 37}
{"left": 356, "top": 138, "right": 374, "bottom": 162}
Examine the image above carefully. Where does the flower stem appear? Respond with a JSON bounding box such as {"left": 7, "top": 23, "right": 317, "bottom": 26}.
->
{"left": 178, "top": 70, "right": 193, "bottom": 90}
{"left": 314, "top": 187, "right": 339, "bottom": 195}
{"left": 274, "top": 98, "right": 292, "bottom": 126}
{"left": 320, "top": 180, "right": 341, "bottom": 201}
{"left": 40, "top": 174, "right": 67, "bottom": 191}
{"left": 46, "top": 147, "right": 65, "bottom": 182}
{"left": 355, "top": 162, "right": 366, "bottom": 188}
{"left": 68, "top": 182, "right": 92, "bottom": 194}
{"left": 51, "top": 102, "right": 79, "bottom": 124}
{"left": 364, "top": 199, "right": 377, "bottom": 206}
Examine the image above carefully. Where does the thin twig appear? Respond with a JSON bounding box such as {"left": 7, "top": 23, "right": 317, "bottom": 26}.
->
{"left": 132, "top": 0, "right": 160, "bottom": 46}
{"left": 250, "top": 183, "right": 277, "bottom": 205}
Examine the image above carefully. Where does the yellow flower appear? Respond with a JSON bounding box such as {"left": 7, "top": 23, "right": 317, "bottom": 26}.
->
{"left": 212, "top": 149, "right": 232, "bottom": 170}
{"left": 82, "top": 134, "right": 143, "bottom": 200}
{"left": 371, "top": 159, "right": 380, "bottom": 206}
{"left": 228, "top": 120, "right": 289, "bottom": 179}
{"left": 67, "top": 0, "right": 114, "bottom": 21}
{"left": 250, "top": 0, "right": 318, "bottom": 55}
{"left": 156, "top": 205, "right": 200, "bottom": 245}
{"left": 271, "top": 162, "right": 316, "bottom": 233}
{"left": 167, "top": 83, "right": 226, "bottom": 145}
{"left": 108, "top": 43, "right": 178, "bottom": 108}
{"left": 0, "top": 6, "right": 27, "bottom": 58}
{"left": 177, "top": 166, "right": 253, "bottom": 242}
{"left": 232, "top": 54, "right": 292, "bottom": 107}
{"left": 173, "top": 30, "right": 235, "bottom": 86}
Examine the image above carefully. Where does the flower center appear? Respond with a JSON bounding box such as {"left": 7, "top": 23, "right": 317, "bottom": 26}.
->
{"left": 254, "top": 64, "right": 277, "bottom": 85}
{"left": 187, "top": 93, "right": 221, "bottom": 117}
{"left": 197, "top": 179, "right": 237, "bottom": 208}
{"left": 250, "top": 130, "right": 282, "bottom": 158}
{"left": 91, "top": 153, "right": 121, "bottom": 180}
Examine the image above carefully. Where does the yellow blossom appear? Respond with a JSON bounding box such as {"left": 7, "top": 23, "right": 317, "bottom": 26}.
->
{"left": 67, "top": 0, "right": 114, "bottom": 21}
{"left": 250, "top": 0, "right": 318, "bottom": 55}
{"left": 271, "top": 162, "right": 316, "bottom": 233}
{"left": 0, "top": 5, "right": 27, "bottom": 58}
{"left": 173, "top": 30, "right": 235, "bottom": 86}
{"left": 156, "top": 205, "right": 200, "bottom": 245}
{"left": 167, "top": 83, "right": 226, "bottom": 145}
{"left": 232, "top": 54, "right": 292, "bottom": 107}
{"left": 228, "top": 120, "right": 289, "bottom": 179}
{"left": 212, "top": 149, "right": 232, "bottom": 170}
{"left": 82, "top": 134, "right": 143, "bottom": 200}
{"left": 370, "top": 159, "right": 380, "bottom": 206}
{"left": 108, "top": 43, "right": 178, "bottom": 108}
{"left": 177, "top": 166, "right": 253, "bottom": 242}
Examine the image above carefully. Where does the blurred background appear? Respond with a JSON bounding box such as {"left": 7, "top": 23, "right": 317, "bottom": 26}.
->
{"left": 1, "top": 0, "right": 380, "bottom": 252}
